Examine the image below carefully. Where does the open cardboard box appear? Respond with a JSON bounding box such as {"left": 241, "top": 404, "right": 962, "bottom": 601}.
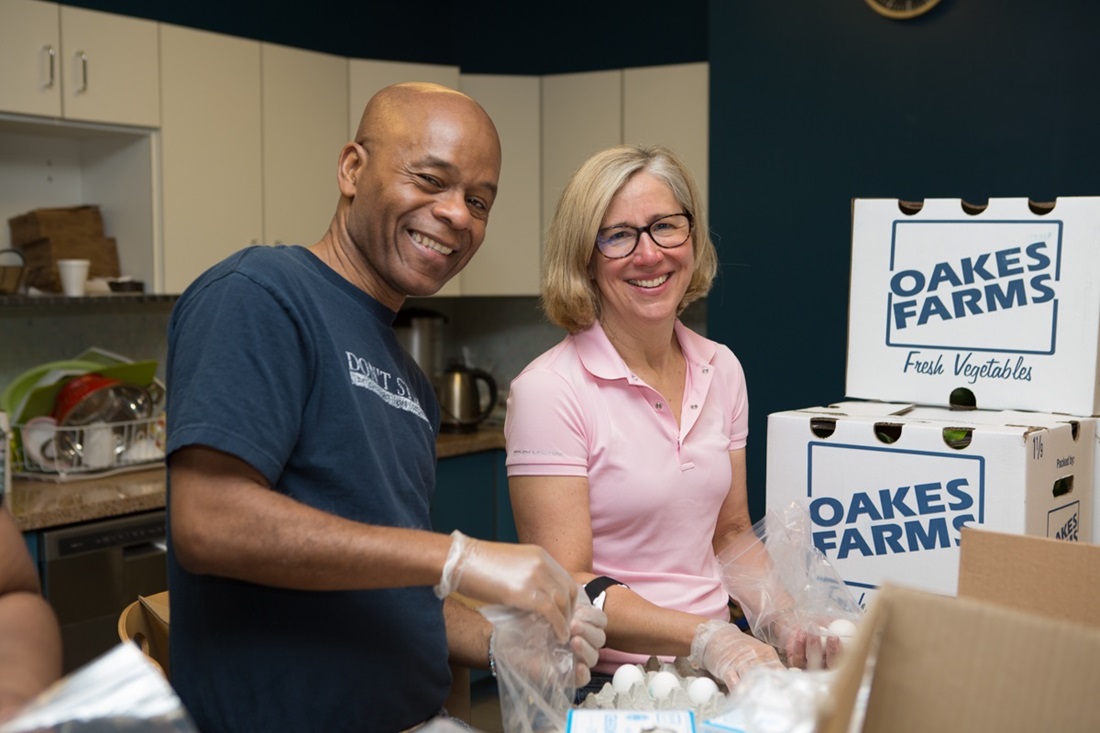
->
{"left": 817, "top": 527, "right": 1100, "bottom": 732}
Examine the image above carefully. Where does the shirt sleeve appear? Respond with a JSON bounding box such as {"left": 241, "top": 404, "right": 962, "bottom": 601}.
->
{"left": 504, "top": 367, "right": 590, "bottom": 477}
{"left": 166, "top": 272, "right": 309, "bottom": 485}
{"left": 721, "top": 347, "right": 750, "bottom": 452}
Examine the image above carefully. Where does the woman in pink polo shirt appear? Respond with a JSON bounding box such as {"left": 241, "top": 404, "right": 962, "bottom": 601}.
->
{"left": 506, "top": 144, "right": 809, "bottom": 696}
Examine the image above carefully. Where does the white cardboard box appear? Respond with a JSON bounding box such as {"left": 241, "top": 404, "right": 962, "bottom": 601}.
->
{"left": 765, "top": 401, "right": 1094, "bottom": 609}
{"left": 846, "top": 196, "right": 1100, "bottom": 416}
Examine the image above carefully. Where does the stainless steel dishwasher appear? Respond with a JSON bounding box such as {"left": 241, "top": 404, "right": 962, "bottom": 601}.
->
{"left": 40, "top": 509, "right": 167, "bottom": 673}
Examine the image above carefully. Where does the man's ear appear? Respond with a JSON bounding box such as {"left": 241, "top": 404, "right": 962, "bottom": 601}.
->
{"left": 337, "top": 141, "right": 366, "bottom": 197}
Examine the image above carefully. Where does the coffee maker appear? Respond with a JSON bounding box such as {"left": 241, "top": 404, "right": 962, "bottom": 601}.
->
{"left": 394, "top": 307, "right": 448, "bottom": 389}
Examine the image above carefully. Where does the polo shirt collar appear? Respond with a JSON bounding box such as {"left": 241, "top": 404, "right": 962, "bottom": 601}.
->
{"left": 574, "top": 320, "right": 717, "bottom": 380}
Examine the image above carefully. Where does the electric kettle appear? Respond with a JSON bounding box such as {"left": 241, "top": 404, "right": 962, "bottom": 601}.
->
{"left": 438, "top": 365, "right": 498, "bottom": 433}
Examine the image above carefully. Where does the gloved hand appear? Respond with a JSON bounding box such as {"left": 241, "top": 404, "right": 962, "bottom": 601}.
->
{"left": 762, "top": 610, "right": 852, "bottom": 670}
{"left": 434, "top": 530, "right": 577, "bottom": 641}
{"left": 688, "top": 619, "right": 785, "bottom": 689}
{"left": 568, "top": 593, "right": 607, "bottom": 688}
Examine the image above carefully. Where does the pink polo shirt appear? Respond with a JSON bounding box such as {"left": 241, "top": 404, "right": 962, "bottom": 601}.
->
{"left": 505, "top": 320, "right": 749, "bottom": 672}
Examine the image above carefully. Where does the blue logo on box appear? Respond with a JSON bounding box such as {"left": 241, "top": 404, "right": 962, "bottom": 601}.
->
{"left": 805, "top": 442, "right": 985, "bottom": 598}
{"left": 885, "top": 219, "right": 1063, "bottom": 356}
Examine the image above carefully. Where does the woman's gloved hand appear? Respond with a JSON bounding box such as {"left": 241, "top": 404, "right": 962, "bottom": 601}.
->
{"left": 434, "top": 530, "right": 577, "bottom": 641}
{"left": 763, "top": 611, "right": 851, "bottom": 670}
{"left": 568, "top": 594, "right": 608, "bottom": 687}
{"left": 688, "top": 619, "right": 785, "bottom": 689}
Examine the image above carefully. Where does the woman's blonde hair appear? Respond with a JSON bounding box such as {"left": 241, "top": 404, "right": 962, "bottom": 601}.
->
{"left": 541, "top": 144, "right": 718, "bottom": 333}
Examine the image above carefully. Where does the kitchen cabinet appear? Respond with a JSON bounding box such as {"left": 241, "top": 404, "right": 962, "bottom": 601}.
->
{"left": 624, "top": 63, "right": 709, "bottom": 208}
{"left": 348, "top": 59, "right": 464, "bottom": 297}
{"left": 159, "top": 24, "right": 262, "bottom": 294}
{"left": 541, "top": 70, "right": 624, "bottom": 244}
{"left": 261, "top": 44, "right": 349, "bottom": 248}
{"left": 541, "top": 64, "right": 710, "bottom": 236}
{"left": 458, "top": 75, "right": 542, "bottom": 296}
{"left": 431, "top": 450, "right": 515, "bottom": 543}
{"left": 0, "top": 118, "right": 159, "bottom": 286}
{"left": 161, "top": 29, "right": 352, "bottom": 294}
{"left": 0, "top": 0, "right": 159, "bottom": 128}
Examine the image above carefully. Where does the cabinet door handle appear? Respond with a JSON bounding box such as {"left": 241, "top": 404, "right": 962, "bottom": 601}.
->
{"left": 76, "top": 51, "right": 89, "bottom": 93}
{"left": 42, "top": 45, "right": 56, "bottom": 90}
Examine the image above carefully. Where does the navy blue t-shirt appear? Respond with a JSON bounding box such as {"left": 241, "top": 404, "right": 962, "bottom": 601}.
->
{"left": 165, "top": 246, "right": 447, "bottom": 732}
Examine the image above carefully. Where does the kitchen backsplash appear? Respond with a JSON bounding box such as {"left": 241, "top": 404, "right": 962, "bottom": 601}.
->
{"left": 0, "top": 295, "right": 706, "bottom": 413}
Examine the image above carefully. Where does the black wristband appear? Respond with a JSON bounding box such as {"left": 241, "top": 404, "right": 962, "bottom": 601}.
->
{"left": 584, "top": 576, "right": 628, "bottom": 609}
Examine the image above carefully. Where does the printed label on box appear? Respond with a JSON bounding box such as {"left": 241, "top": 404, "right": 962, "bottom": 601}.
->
{"left": 887, "top": 219, "right": 1060, "bottom": 354}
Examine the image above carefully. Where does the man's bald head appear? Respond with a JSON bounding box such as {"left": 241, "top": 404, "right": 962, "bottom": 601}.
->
{"left": 354, "top": 82, "right": 499, "bottom": 159}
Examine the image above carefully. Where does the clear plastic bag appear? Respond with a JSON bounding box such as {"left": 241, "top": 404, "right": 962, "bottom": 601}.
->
{"left": 0, "top": 643, "right": 197, "bottom": 733}
{"left": 717, "top": 501, "right": 863, "bottom": 666}
{"left": 479, "top": 595, "right": 581, "bottom": 733}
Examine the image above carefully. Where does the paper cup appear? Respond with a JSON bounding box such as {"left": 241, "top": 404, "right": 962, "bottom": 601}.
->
{"left": 57, "top": 259, "right": 91, "bottom": 297}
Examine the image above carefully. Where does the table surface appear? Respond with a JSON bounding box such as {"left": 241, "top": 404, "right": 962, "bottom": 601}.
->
{"left": 11, "top": 425, "right": 505, "bottom": 532}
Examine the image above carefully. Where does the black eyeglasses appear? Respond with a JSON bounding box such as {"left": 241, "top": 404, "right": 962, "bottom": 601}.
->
{"left": 595, "top": 212, "right": 694, "bottom": 259}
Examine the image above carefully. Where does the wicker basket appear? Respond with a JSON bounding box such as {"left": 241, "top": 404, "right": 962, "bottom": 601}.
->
{"left": 0, "top": 249, "right": 26, "bottom": 295}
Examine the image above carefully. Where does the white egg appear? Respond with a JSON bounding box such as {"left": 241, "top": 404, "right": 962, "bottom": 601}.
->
{"left": 611, "top": 664, "right": 645, "bottom": 694}
{"left": 828, "top": 618, "right": 858, "bottom": 638}
{"left": 827, "top": 618, "right": 859, "bottom": 653}
{"left": 648, "top": 670, "right": 680, "bottom": 700}
{"left": 686, "top": 676, "right": 719, "bottom": 705}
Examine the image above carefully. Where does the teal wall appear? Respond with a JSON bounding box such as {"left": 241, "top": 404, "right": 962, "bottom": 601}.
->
{"left": 57, "top": 0, "right": 708, "bottom": 73}
{"left": 705, "top": 0, "right": 1100, "bottom": 520}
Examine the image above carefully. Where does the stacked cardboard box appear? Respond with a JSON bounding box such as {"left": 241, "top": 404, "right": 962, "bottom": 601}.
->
{"left": 8, "top": 206, "right": 120, "bottom": 292}
{"left": 766, "top": 197, "right": 1100, "bottom": 610}
{"left": 816, "top": 528, "right": 1100, "bottom": 733}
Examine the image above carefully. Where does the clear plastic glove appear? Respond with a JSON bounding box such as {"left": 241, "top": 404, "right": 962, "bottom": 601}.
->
{"left": 434, "top": 530, "right": 576, "bottom": 641}
{"left": 688, "top": 619, "right": 785, "bottom": 690}
{"left": 568, "top": 595, "right": 607, "bottom": 688}
{"left": 761, "top": 610, "right": 850, "bottom": 670}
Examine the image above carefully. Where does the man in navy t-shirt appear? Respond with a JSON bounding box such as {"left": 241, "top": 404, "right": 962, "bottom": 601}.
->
{"left": 166, "top": 82, "right": 605, "bottom": 732}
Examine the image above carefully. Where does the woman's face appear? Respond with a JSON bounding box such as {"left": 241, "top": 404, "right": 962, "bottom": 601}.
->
{"left": 591, "top": 172, "right": 694, "bottom": 334}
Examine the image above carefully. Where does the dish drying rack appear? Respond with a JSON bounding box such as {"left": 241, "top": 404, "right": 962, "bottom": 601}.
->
{"left": 13, "top": 415, "right": 166, "bottom": 481}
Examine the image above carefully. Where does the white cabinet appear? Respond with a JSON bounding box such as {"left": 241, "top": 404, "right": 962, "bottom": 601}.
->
{"left": 348, "top": 59, "right": 463, "bottom": 296}
{"left": 159, "top": 24, "right": 262, "bottom": 294}
{"left": 541, "top": 65, "right": 710, "bottom": 244}
{"left": 624, "top": 63, "right": 709, "bottom": 208}
{"left": 540, "top": 70, "right": 623, "bottom": 241}
{"left": 261, "top": 44, "right": 349, "bottom": 248}
{"left": 0, "top": 0, "right": 159, "bottom": 128}
{"left": 0, "top": 119, "right": 159, "bottom": 288}
{"left": 160, "top": 29, "right": 356, "bottom": 294}
{"left": 458, "top": 75, "right": 541, "bottom": 296}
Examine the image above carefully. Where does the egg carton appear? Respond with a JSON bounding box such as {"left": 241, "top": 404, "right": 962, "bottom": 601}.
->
{"left": 577, "top": 657, "right": 728, "bottom": 720}
{"left": 13, "top": 415, "right": 166, "bottom": 479}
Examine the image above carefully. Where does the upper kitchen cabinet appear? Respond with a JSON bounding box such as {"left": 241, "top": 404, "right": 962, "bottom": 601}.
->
{"left": 0, "top": 0, "right": 159, "bottom": 128}
{"left": 623, "top": 63, "right": 709, "bottom": 208}
{"left": 348, "top": 60, "right": 463, "bottom": 296}
{"left": 261, "top": 44, "right": 348, "bottom": 248}
{"left": 159, "top": 24, "right": 263, "bottom": 294}
{"left": 541, "top": 70, "right": 623, "bottom": 239}
{"left": 458, "top": 75, "right": 541, "bottom": 296}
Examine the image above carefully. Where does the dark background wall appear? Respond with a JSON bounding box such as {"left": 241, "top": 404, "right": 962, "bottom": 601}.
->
{"left": 56, "top": 0, "right": 709, "bottom": 73}
{"left": 54, "top": 0, "right": 1100, "bottom": 520}
{"left": 706, "top": 1, "right": 1100, "bottom": 519}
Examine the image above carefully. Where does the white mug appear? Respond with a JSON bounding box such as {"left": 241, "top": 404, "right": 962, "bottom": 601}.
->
{"left": 22, "top": 416, "right": 60, "bottom": 470}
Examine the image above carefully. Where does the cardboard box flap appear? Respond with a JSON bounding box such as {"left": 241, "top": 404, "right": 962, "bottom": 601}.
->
{"left": 818, "top": 584, "right": 1100, "bottom": 733}
{"left": 958, "top": 526, "right": 1100, "bottom": 629}
{"left": 792, "top": 401, "right": 914, "bottom": 418}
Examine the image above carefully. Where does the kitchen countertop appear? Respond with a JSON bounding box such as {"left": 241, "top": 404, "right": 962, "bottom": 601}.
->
{"left": 11, "top": 425, "right": 506, "bottom": 532}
